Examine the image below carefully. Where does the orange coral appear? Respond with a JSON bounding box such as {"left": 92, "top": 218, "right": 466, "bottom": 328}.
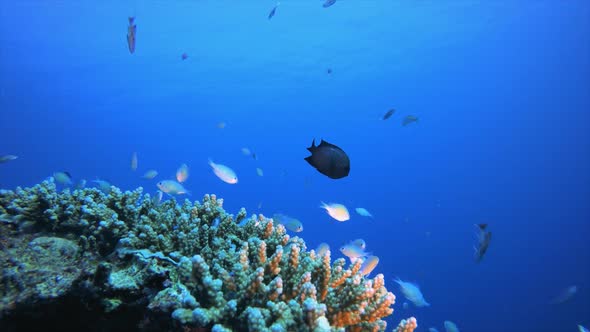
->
{"left": 318, "top": 250, "right": 331, "bottom": 302}
{"left": 239, "top": 242, "right": 249, "bottom": 271}
{"left": 258, "top": 240, "right": 267, "bottom": 264}
{"left": 266, "top": 246, "right": 283, "bottom": 276}
{"left": 263, "top": 220, "right": 274, "bottom": 239}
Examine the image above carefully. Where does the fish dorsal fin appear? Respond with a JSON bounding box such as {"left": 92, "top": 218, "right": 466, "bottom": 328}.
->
{"left": 64, "top": 171, "right": 72, "bottom": 179}
{"left": 319, "top": 139, "right": 337, "bottom": 149}
{"left": 307, "top": 139, "right": 317, "bottom": 152}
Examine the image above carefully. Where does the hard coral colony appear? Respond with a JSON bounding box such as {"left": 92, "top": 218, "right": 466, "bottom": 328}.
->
{"left": 0, "top": 179, "right": 412, "bottom": 331}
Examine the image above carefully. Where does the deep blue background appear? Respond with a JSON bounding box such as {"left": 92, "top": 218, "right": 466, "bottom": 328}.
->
{"left": 1, "top": 1, "right": 589, "bottom": 331}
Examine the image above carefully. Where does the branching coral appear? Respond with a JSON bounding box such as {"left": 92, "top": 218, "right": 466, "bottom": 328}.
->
{"left": 0, "top": 180, "right": 399, "bottom": 331}
{"left": 395, "top": 317, "right": 418, "bottom": 332}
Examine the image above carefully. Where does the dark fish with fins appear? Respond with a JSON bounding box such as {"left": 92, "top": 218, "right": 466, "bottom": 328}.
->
{"left": 268, "top": 2, "right": 279, "bottom": 20}
{"left": 383, "top": 109, "right": 395, "bottom": 120}
{"left": 474, "top": 223, "right": 491, "bottom": 263}
{"left": 323, "top": 0, "right": 336, "bottom": 8}
{"left": 304, "top": 139, "right": 350, "bottom": 179}
{"left": 127, "top": 17, "right": 137, "bottom": 54}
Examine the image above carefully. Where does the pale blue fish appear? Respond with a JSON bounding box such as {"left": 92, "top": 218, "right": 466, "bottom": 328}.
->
{"left": 256, "top": 168, "right": 264, "bottom": 177}
{"left": 273, "top": 213, "right": 303, "bottom": 232}
{"left": 403, "top": 115, "right": 419, "bottom": 126}
{"left": 176, "top": 164, "right": 189, "bottom": 183}
{"left": 0, "top": 155, "right": 17, "bottom": 163}
{"left": 143, "top": 170, "right": 158, "bottom": 179}
{"left": 320, "top": 202, "right": 350, "bottom": 221}
{"left": 208, "top": 159, "right": 238, "bottom": 184}
{"left": 579, "top": 325, "right": 589, "bottom": 332}
{"left": 444, "top": 321, "right": 459, "bottom": 332}
{"left": 131, "top": 152, "right": 138, "bottom": 171}
{"left": 340, "top": 243, "right": 369, "bottom": 261}
{"left": 395, "top": 277, "right": 430, "bottom": 307}
{"left": 355, "top": 207, "right": 373, "bottom": 218}
{"left": 152, "top": 190, "right": 163, "bottom": 206}
{"left": 428, "top": 328, "right": 439, "bottom": 332}
{"left": 552, "top": 285, "right": 577, "bottom": 304}
{"left": 157, "top": 180, "right": 190, "bottom": 195}
{"left": 93, "top": 179, "right": 111, "bottom": 194}
{"left": 316, "top": 243, "right": 329, "bottom": 256}
{"left": 359, "top": 255, "right": 379, "bottom": 276}
{"left": 75, "top": 179, "right": 87, "bottom": 190}
{"left": 350, "top": 238, "right": 366, "bottom": 250}
{"left": 53, "top": 171, "right": 73, "bottom": 185}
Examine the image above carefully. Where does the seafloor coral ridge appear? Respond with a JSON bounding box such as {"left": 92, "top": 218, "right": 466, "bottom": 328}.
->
{"left": 0, "top": 179, "right": 406, "bottom": 331}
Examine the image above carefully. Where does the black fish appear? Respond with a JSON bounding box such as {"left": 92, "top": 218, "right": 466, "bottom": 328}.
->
{"left": 268, "top": 3, "right": 279, "bottom": 19}
{"left": 304, "top": 139, "right": 350, "bottom": 179}
{"left": 383, "top": 109, "right": 395, "bottom": 120}
{"left": 323, "top": 0, "right": 336, "bottom": 8}
{"left": 474, "top": 224, "right": 492, "bottom": 263}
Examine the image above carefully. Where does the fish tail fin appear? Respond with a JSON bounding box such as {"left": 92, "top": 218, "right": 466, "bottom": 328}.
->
{"left": 319, "top": 201, "right": 327, "bottom": 209}
{"left": 208, "top": 158, "right": 214, "bottom": 167}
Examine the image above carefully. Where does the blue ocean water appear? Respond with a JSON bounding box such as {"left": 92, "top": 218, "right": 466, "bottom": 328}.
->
{"left": 1, "top": 0, "right": 589, "bottom": 331}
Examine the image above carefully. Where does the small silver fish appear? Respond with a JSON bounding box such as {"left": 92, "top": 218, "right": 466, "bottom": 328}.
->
{"left": 127, "top": 17, "right": 136, "bottom": 54}
{"left": 53, "top": 171, "right": 73, "bottom": 185}
{"left": 402, "top": 115, "right": 418, "bottom": 126}
{"left": 93, "top": 179, "right": 111, "bottom": 194}
{"left": 152, "top": 190, "right": 164, "bottom": 206}
{"left": 75, "top": 179, "right": 87, "bottom": 190}
{"left": 355, "top": 207, "right": 373, "bottom": 218}
{"left": 131, "top": 152, "right": 138, "bottom": 171}
{"left": 208, "top": 159, "right": 238, "bottom": 184}
{"left": 157, "top": 180, "right": 190, "bottom": 195}
{"left": 143, "top": 170, "right": 158, "bottom": 179}
{"left": 0, "top": 155, "right": 18, "bottom": 163}
{"left": 176, "top": 164, "right": 189, "bottom": 183}
{"left": 273, "top": 213, "right": 303, "bottom": 232}
{"left": 316, "top": 243, "right": 329, "bottom": 256}
{"left": 359, "top": 256, "right": 379, "bottom": 276}
{"left": 552, "top": 285, "right": 578, "bottom": 304}
{"left": 474, "top": 224, "right": 491, "bottom": 263}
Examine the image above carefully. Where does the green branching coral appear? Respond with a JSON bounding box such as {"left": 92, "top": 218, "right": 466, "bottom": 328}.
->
{"left": 0, "top": 179, "right": 403, "bottom": 331}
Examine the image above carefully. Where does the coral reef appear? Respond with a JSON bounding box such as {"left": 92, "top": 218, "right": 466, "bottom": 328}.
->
{"left": 394, "top": 317, "right": 417, "bottom": 332}
{"left": 0, "top": 179, "right": 399, "bottom": 331}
